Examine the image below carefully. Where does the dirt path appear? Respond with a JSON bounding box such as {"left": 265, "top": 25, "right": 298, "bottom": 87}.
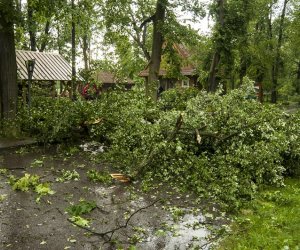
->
{"left": 0, "top": 144, "right": 228, "bottom": 249}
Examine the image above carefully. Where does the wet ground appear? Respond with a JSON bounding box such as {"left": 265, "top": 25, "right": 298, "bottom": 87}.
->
{"left": 0, "top": 142, "right": 228, "bottom": 250}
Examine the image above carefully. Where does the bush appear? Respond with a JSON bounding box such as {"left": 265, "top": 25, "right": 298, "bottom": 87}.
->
{"left": 17, "top": 97, "right": 89, "bottom": 143}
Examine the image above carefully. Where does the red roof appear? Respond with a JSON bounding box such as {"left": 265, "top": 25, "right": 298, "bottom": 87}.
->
{"left": 139, "top": 44, "right": 197, "bottom": 78}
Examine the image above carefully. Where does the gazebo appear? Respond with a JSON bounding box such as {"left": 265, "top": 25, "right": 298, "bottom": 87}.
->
{"left": 16, "top": 50, "right": 82, "bottom": 97}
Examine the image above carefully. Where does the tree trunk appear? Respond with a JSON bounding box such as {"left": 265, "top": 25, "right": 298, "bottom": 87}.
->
{"left": 208, "top": 51, "right": 221, "bottom": 92}
{"left": 82, "top": 34, "right": 89, "bottom": 70}
{"left": 71, "top": 0, "right": 76, "bottom": 100}
{"left": 0, "top": 0, "right": 18, "bottom": 119}
{"left": 208, "top": 0, "right": 226, "bottom": 92}
{"left": 27, "top": 0, "right": 37, "bottom": 51}
{"left": 39, "top": 20, "right": 51, "bottom": 52}
{"left": 147, "top": 0, "right": 167, "bottom": 101}
{"left": 296, "top": 62, "right": 300, "bottom": 95}
{"left": 271, "top": 0, "right": 288, "bottom": 103}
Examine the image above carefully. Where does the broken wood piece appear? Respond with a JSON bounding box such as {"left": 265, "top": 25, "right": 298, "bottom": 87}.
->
{"left": 195, "top": 129, "right": 202, "bottom": 144}
{"left": 110, "top": 173, "right": 130, "bottom": 183}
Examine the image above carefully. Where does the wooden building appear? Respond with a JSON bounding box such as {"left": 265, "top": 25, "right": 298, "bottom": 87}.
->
{"left": 95, "top": 71, "right": 134, "bottom": 91}
{"left": 139, "top": 44, "right": 199, "bottom": 91}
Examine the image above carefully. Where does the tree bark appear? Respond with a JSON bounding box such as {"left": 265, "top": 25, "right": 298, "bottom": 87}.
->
{"left": 82, "top": 34, "right": 89, "bottom": 70}
{"left": 296, "top": 62, "right": 300, "bottom": 95}
{"left": 0, "top": 0, "right": 18, "bottom": 119}
{"left": 27, "top": 0, "right": 37, "bottom": 51}
{"left": 147, "top": 0, "right": 167, "bottom": 101}
{"left": 208, "top": 51, "right": 221, "bottom": 92}
{"left": 71, "top": 0, "right": 76, "bottom": 99}
{"left": 271, "top": 0, "right": 288, "bottom": 103}
{"left": 39, "top": 20, "right": 51, "bottom": 52}
{"left": 208, "top": 0, "right": 226, "bottom": 92}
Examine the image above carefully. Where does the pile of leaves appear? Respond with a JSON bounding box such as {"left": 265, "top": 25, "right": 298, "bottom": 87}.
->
{"left": 16, "top": 82, "right": 300, "bottom": 209}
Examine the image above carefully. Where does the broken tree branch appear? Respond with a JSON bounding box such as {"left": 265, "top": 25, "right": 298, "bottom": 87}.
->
{"left": 136, "top": 113, "right": 183, "bottom": 177}
{"left": 66, "top": 199, "right": 161, "bottom": 241}
{"left": 140, "top": 14, "right": 156, "bottom": 28}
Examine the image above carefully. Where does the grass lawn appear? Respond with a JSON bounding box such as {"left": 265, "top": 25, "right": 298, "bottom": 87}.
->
{"left": 218, "top": 178, "right": 300, "bottom": 250}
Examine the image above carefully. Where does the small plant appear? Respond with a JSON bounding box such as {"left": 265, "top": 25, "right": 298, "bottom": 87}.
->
{"left": 9, "top": 173, "right": 54, "bottom": 202}
{"left": 69, "top": 216, "right": 91, "bottom": 227}
{"left": 66, "top": 200, "right": 97, "bottom": 216}
{"left": 86, "top": 169, "right": 112, "bottom": 184}
{"left": 168, "top": 206, "right": 185, "bottom": 222}
{"left": 0, "top": 168, "right": 8, "bottom": 175}
{"left": 66, "top": 200, "right": 97, "bottom": 228}
{"left": 35, "top": 183, "right": 55, "bottom": 202}
{"left": 30, "top": 159, "right": 44, "bottom": 168}
{"left": 129, "top": 233, "right": 144, "bottom": 244}
{"left": 10, "top": 173, "right": 40, "bottom": 192}
{"left": 56, "top": 169, "right": 80, "bottom": 182}
{"left": 0, "top": 194, "right": 7, "bottom": 202}
{"left": 15, "top": 147, "right": 29, "bottom": 155}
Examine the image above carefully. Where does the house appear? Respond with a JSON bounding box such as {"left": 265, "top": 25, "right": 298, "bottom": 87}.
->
{"left": 139, "top": 44, "right": 199, "bottom": 90}
{"left": 16, "top": 50, "right": 83, "bottom": 97}
{"left": 95, "top": 71, "right": 134, "bottom": 91}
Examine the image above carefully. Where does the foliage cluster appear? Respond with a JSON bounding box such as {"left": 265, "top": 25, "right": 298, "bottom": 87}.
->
{"left": 86, "top": 169, "right": 112, "bottom": 184}
{"left": 16, "top": 84, "right": 300, "bottom": 208}
{"left": 66, "top": 200, "right": 97, "bottom": 227}
{"left": 17, "top": 97, "right": 90, "bottom": 143}
{"left": 9, "top": 173, "right": 54, "bottom": 202}
{"left": 56, "top": 169, "right": 80, "bottom": 182}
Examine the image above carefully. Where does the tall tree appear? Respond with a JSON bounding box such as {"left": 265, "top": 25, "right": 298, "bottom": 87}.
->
{"left": 27, "top": 0, "right": 37, "bottom": 51}
{"left": 271, "top": 0, "right": 289, "bottom": 103}
{"left": 0, "top": 0, "right": 18, "bottom": 119}
{"left": 147, "top": 0, "right": 167, "bottom": 101}
{"left": 71, "top": 0, "right": 76, "bottom": 99}
{"left": 208, "top": 0, "right": 226, "bottom": 92}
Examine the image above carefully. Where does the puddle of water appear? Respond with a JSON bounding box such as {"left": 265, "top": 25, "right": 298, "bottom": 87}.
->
{"left": 137, "top": 211, "right": 211, "bottom": 250}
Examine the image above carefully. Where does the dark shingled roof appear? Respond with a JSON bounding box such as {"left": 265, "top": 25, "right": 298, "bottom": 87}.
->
{"left": 95, "top": 71, "right": 134, "bottom": 84}
{"left": 139, "top": 66, "right": 196, "bottom": 77}
{"left": 16, "top": 50, "right": 82, "bottom": 81}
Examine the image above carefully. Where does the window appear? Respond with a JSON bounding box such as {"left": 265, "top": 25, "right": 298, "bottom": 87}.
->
{"left": 181, "top": 79, "right": 189, "bottom": 88}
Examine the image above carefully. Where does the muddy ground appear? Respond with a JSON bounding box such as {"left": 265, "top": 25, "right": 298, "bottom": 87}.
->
{"left": 0, "top": 143, "right": 228, "bottom": 250}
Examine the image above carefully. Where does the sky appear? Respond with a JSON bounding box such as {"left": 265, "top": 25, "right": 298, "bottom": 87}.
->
{"left": 176, "top": 0, "right": 213, "bottom": 35}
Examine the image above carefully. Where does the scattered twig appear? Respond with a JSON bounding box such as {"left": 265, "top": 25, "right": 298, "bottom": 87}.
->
{"left": 66, "top": 199, "right": 161, "bottom": 242}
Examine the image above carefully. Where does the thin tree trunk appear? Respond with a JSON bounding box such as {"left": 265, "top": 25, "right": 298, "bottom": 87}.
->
{"left": 208, "top": 51, "right": 221, "bottom": 92}
{"left": 57, "top": 26, "right": 62, "bottom": 55}
{"left": 296, "top": 62, "right": 300, "bottom": 95}
{"left": 271, "top": 0, "right": 288, "bottom": 103}
{"left": 0, "top": 0, "right": 18, "bottom": 119}
{"left": 208, "top": 0, "right": 226, "bottom": 92}
{"left": 82, "top": 34, "right": 89, "bottom": 70}
{"left": 39, "top": 20, "right": 51, "bottom": 52}
{"left": 147, "top": 0, "right": 167, "bottom": 101}
{"left": 27, "top": 0, "right": 37, "bottom": 51}
{"left": 239, "top": 57, "right": 247, "bottom": 86}
{"left": 71, "top": 0, "right": 76, "bottom": 100}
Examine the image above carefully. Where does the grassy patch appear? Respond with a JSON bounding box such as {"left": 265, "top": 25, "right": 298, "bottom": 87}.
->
{"left": 218, "top": 178, "right": 300, "bottom": 250}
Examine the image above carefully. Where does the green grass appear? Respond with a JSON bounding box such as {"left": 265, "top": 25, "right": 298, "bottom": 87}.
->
{"left": 218, "top": 178, "right": 300, "bottom": 250}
